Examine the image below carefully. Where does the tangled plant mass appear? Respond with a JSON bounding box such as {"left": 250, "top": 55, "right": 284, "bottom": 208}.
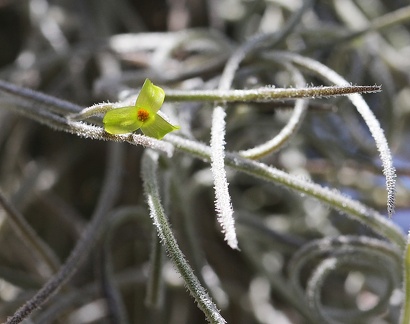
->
{"left": 0, "top": 1, "right": 409, "bottom": 324}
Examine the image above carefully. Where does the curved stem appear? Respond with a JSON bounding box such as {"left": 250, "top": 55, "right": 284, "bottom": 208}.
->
{"left": 239, "top": 63, "right": 308, "bottom": 159}
{"left": 141, "top": 149, "right": 226, "bottom": 324}
{"left": 5, "top": 143, "right": 124, "bottom": 324}
{"left": 0, "top": 191, "right": 60, "bottom": 276}
{"left": 270, "top": 51, "right": 396, "bottom": 218}
{"left": 165, "top": 134, "right": 405, "bottom": 250}
{"left": 217, "top": 0, "right": 315, "bottom": 90}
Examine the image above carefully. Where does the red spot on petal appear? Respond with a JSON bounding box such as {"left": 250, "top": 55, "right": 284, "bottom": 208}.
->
{"left": 137, "top": 108, "right": 150, "bottom": 122}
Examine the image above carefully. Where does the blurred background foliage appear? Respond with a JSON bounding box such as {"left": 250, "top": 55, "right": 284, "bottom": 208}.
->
{"left": 0, "top": 0, "right": 410, "bottom": 323}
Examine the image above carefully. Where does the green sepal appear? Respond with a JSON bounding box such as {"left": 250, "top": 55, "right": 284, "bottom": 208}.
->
{"left": 103, "top": 79, "right": 178, "bottom": 138}
{"left": 135, "top": 79, "right": 165, "bottom": 115}
{"left": 141, "top": 111, "right": 180, "bottom": 139}
{"left": 103, "top": 106, "right": 142, "bottom": 134}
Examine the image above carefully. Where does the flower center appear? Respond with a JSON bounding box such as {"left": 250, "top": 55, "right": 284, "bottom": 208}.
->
{"left": 137, "top": 108, "right": 150, "bottom": 122}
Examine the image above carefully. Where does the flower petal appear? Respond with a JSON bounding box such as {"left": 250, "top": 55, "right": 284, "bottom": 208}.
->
{"left": 141, "top": 111, "right": 180, "bottom": 139}
{"left": 135, "top": 79, "right": 165, "bottom": 115}
{"left": 103, "top": 106, "right": 142, "bottom": 134}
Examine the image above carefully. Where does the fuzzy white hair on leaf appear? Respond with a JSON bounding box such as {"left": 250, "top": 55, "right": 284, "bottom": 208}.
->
{"left": 210, "top": 106, "right": 238, "bottom": 249}
{"left": 275, "top": 52, "right": 396, "bottom": 218}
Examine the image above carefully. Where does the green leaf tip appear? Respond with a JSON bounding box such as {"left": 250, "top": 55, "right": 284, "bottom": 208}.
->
{"left": 103, "top": 79, "right": 179, "bottom": 139}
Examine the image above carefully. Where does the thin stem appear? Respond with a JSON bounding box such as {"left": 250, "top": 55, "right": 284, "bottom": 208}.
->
{"left": 369, "top": 5, "right": 410, "bottom": 31}
{"left": 101, "top": 224, "right": 130, "bottom": 324}
{"left": 144, "top": 231, "right": 164, "bottom": 309}
{"left": 217, "top": 0, "right": 315, "bottom": 91}
{"left": 164, "top": 134, "right": 405, "bottom": 250}
{"left": 34, "top": 265, "right": 147, "bottom": 323}
{"left": 333, "top": 5, "right": 410, "bottom": 45}
{"left": 239, "top": 63, "right": 308, "bottom": 159}
{"left": 0, "top": 79, "right": 81, "bottom": 114}
{"left": 0, "top": 192, "right": 60, "bottom": 276}
{"left": 271, "top": 51, "right": 396, "bottom": 218}
{"left": 67, "top": 85, "right": 381, "bottom": 123}
{"left": 99, "top": 206, "right": 149, "bottom": 324}
{"left": 67, "top": 102, "right": 114, "bottom": 121}
{"left": 163, "top": 85, "right": 381, "bottom": 103}
{"left": 289, "top": 236, "right": 402, "bottom": 321}
{"left": 5, "top": 143, "right": 124, "bottom": 324}
{"left": 141, "top": 149, "right": 226, "bottom": 324}
{"left": 0, "top": 98, "right": 174, "bottom": 157}
{"left": 307, "top": 255, "right": 398, "bottom": 322}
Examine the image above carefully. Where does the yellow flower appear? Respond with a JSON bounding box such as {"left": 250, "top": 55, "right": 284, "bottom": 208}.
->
{"left": 103, "top": 79, "right": 179, "bottom": 139}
